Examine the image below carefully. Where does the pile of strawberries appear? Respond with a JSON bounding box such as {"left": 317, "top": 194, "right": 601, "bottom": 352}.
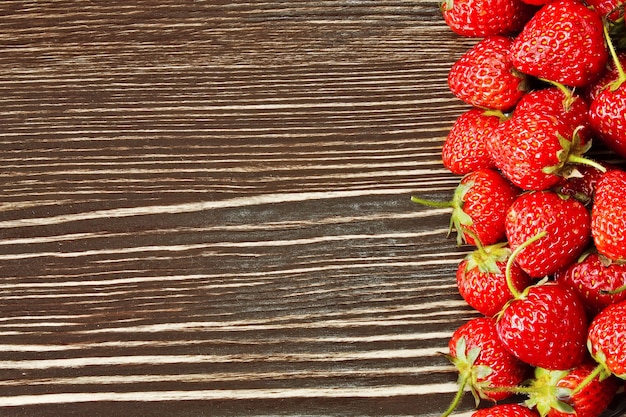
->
{"left": 413, "top": 0, "right": 626, "bottom": 415}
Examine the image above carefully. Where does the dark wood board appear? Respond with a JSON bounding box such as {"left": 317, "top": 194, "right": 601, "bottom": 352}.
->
{"left": 2, "top": 1, "right": 624, "bottom": 417}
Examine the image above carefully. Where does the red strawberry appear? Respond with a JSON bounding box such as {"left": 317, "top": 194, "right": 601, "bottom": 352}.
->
{"left": 448, "top": 36, "right": 529, "bottom": 111}
{"left": 496, "top": 281, "right": 589, "bottom": 370}
{"left": 555, "top": 252, "right": 626, "bottom": 316}
{"left": 443, "top": 317, "right": 531, "bottom": 416}
{"left": 523, "top": 363, "right": 620, "bottom": 417}
{"left": 591, "top": 169, "right": 626, "bottom": 262}
{"left": 441, "top": 108, "right": 501, "bottom": 175}
{"left": 472, "top": 403, "right": 539, "bottom": 417}
{"left": 584, "top": 51, "right": 626, "bottom": 103}
{"left": 587, "top": 299, "right": 626, "bottom": 379}
{"left": 588, "top": 65, "right": 626, "bottom": 158}
{"left": 509, "top": 0, "right": 608, "bottom": 88}
{"left": 505, "top": 191, "right": 591, "bottom": 278}
{"left": 487, "top": 109, "right": 600, "bottom": 191}
{"left": 457, "top": 242, "right": 533, "bottom": 317}
{"left": 441, "top": 0, "right": 536, "bottom": 37}
{"left": 586, "top": 15, "right": 626, "bottom": 156}
{"left": 412, "top": 168, "right": 520, "bottom": 246}
{"left": 513, "top": 85, "right": 590, "bottom": 130}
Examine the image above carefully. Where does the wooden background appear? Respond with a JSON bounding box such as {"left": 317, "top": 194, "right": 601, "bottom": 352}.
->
{"left": 3, "top": 1, "right": 620, "bottom": 417}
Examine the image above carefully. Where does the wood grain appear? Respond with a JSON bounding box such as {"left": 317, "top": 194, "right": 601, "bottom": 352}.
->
{"left": 0, "top": 1, "right": 590, "bottom": 416}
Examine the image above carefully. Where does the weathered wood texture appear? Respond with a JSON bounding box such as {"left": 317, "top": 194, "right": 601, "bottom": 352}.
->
{"left": 2, "top": 2, "right": 621, "bottom": 417}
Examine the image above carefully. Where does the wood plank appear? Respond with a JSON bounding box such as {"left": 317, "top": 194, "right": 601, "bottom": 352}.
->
{"left": 0, "top": 1, "right": 509, "bottom": 416}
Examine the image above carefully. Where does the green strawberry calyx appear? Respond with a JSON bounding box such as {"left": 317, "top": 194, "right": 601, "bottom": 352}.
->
{"left": 440, "top": 0, "right": 454, "bottom": 12}
{"left": 542, "top": 127, "right": 607, "bottom": 179}
{"left": 481, "top": 368, "right": 574, "bottom": 416}
{"left": 411, "top": 180, "right": 474, "bottom": 245}
{"left": 464, "top": 240, "right": 510, "bottom": 275}
{"left": 441, "top": 336, "right": 495, "bottom": 417}
{"left": 485, "top": 367, "right": 589, "bottom": 416}
{"left": 522, "top": 367, "right": 575, "bottom": 416}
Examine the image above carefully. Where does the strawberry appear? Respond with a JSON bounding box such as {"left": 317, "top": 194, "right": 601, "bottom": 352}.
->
{"left": 496, "top": 280, "right": 589, "bottom": 370}
{"left": 509, "top": 0, "right": 608, "bottom": 88}
{"left": 513, "top": 85, "right": 590, "bottom": 130}
{"left": 588, "top": 84, "right": 626, "bottom": 158}
{"left": 471, "top": 403, "right": 539, "bottom": 417}
{"left": 555, "top": 252, "right": 626, "bottom": 316}
{"left": 448, "top": 36, "right": 529, "bottom": 111}
{"left": 586, "top": 299, "right": 626, "bottom": 379}
{"left": 588, "top": 49, "right": 626, "bottom": 158}
{"left": 441, "top": 108, "right": 501, "bottom": 175}
{"left": 457, "top": 241, "right": 533, "bottom": 317}
{"left": 441, "top": 0, "right": 536, "bottom": 37}
{"left": 442, "top": 317, "right": 531, "bottom": 416}
{"left": 584, "top": 51, "right": 626, "bottom": 103}
{"left": 412, "top": 168, "right": 520, "bottom": 246}
{"left": 505, "top": 191, "right": 591, "bottom": 278}
{"left": 523, "top": 364, "right": 620, "bottom": 417}
{"left": 486, "top": 109, "right": 600, "bottom": 191}
{"left": 591, "top": 169, "right": 626, "bottom": 262}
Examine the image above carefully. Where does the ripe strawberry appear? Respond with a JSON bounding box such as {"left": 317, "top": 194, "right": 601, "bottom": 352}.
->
{"left": 412, "top": 168, "right": 520, "bottom": 246}
{"left": 587, "top": 299, "right": 626, "bottom": 379}
{"left": 443, "top": 317, "right": 531, "bottom": 416}
{"left": 509, "top": 0, "right": 608, "bottom": 88}
{"left": 588, "top": 60, "right": 626, "bottom": 158}
{"left": 523, "top": 364, "right": 620, "bottom": 417}
{"left": 496, "top": 281, "right": 589, "bottom": 370}
{"left": 505, "top": 191, "right": 591, "bottom": 278}
{"left": 584, "top": 52, "right": 626, "bottom": 103}
{"left": 486, "top": 109, "right": 599, "bottom": 191}
{"left": 513, "top": 85, "right": 590, "bottom": 130}
{"left": 591, "top": 169, "right": 626, "bottom": 262}
{"left": 457, "top": 242, "right": 532, "bottom": 317}
{"left": 448, "top": 36, "right": 529, "bottom": 111}
{"left": 441, "top": 0, "right": 536, "bottom": 37}
{"left": 441, "top": 108, "right": 501, "bottom": 175}
{"left": 555, "top": 252, "right": 626, "bottom": 316}
{"left": 472, "top": 403, "right": 539, "bottom": 417}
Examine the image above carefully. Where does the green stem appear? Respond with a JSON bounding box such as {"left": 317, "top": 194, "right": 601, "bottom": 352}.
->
{"left": 567, "top": 154, "right": 607, "bottom": 173}
{"left": 505, "top": 231, "right": 547, "bottom": 299}
{"left": 604, "top": 19, "right": 626, "bottom": 89}
{"left": 569, "top": 363, "right": 604, "bottom": 397}
{"left": 603, "top": 282, "right": 626, "bottom": 295}
{"left": 482, "top": 384, "right": 530, "bottom": 395}
{"left": 462, "top": 228, "right": 486, "bottom": 254}
{"left": 481, "top": 109, "right": 508, "bottom": 121}
{"left": 539, "top": 78, "right": 574, "bottom": 111}
{"left": 411, "top": 195, "right": 453, "bottom": 209}
{"left": 440, "top": 376, "right": 468, "bottom": 417}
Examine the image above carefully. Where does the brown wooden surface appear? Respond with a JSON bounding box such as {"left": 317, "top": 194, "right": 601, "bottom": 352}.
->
{"left": 3, "top": 2, "right": 621, "bottom": 417}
